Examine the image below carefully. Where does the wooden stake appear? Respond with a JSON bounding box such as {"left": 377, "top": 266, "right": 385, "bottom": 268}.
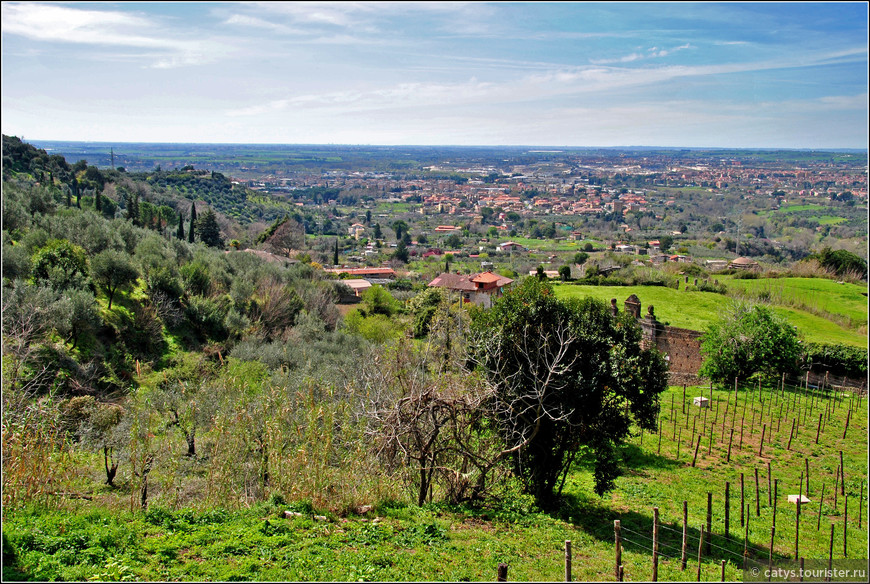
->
{"left": 755, "top": 467, "right": 761, "bottom": 517}
{"left": 683, "top": 383, "right": 687, "bottom": 415}
{"left": 828, "top": 524, "right": 835, "bottom": 581}
{"left": 805, "top": 458, "right": 810, "bottom": 497}
{"left": 614, "top": 520, "right": 621, "bottom": 580}
{"left": 834, "top": 466, "right": 840, "bottom": 510}
{"left": 787, "top": 418, "right": 796, "bottom": 451}
{"left": 817, "top": 483, "right": 825, "bottom": 531}
{"left": 759, "top": 424, "right": 766, "bottom": 456}
{"left": 725, "top": 481, "right": 730, "bottom": 538}
{"left": 565, "top": 540, "right": 572, "bottom": 582}
{"left": 681, "top": 500, "right": 688, "bottom": 571}
{"left": 697, "top": 525, "right": 704, "bottom": 582}
{"left": 721, "top": 559, "right": 726, "bottom": 582}
{"left": 795, "top": 497, "right": 801, "bottom": 560}
{"left": 859, "top": 481, "right": 863, "bottom": 529}
{"left": 768, "top": 527, "right": 775, "bottom": 580}
{"left": 843, "top": 495, "right": 848, "bottom": 557}
{"left": 727, "top": 429, "right": 734, "bottom": 463}
{"left": 839, "top": 451, "right": 845, "bottom": 496}
{"left": 692, "top": 434, "right": 702, "bottom": 467}
{"left": 741, "top": 473, "right": 745, "bottom": 527}
{"left": 653, "top": 507, "right": 659, "bottom": 582}
{"left": 706, "top": 492, "right": 713, "bottom": 555}
{"left": 497, "top": 563, "right": 508, "bottom": 582}
{"left": 816, "top": 413, "right": 823, "bottom": 444}
{"left": 767, "top": 462, "right": 772, "bottom": 506}
{"left": 773, "top": 478, "right": 779, "bottom": 533}
{"left": 843, "top": 409, "right": 851, "bottom": 440}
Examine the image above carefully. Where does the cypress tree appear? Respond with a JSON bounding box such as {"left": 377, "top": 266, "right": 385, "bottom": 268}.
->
{"left": 95, "top": 189, "right": 102, "bottom": 213}
{"left": 333, "top": 238, "right": 339, "bottom": 266}
{"left": 177, "top": 211, "right": 185, "bottom": 240}
{"left": 188, "top": 201, "right": 196, "bottom": 243}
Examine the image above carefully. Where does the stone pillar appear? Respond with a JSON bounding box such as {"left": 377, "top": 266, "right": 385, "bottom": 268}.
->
{"left": 624, "top": 294, "right": 641, "bottom": 319}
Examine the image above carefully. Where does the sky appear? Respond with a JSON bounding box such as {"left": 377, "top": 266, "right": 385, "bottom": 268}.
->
{"left": 1, "top": 1, "right": 868, "bottom": 148}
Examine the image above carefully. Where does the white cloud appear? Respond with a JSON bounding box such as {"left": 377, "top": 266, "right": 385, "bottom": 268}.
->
{"left": 1, "top": 2, "right": 222, "bottom": 68}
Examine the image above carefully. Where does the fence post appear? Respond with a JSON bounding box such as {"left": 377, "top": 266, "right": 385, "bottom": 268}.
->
{"left": 692, "top": 434, "right": 702, "bottom": 467}
{"left": 565, "top": 540, "right": 572, "bottom": 582}
{"left": 614, "top": 520, "right": 622, "bottom": 581}
{"left": 697, "top": 525, "right": 704, "bottom": 582}
{"left": 497, "top": 563, "right": 508, "bottom": 582}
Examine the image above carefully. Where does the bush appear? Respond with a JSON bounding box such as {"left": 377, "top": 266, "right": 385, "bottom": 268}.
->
{"left": 800, "top": 342, "right": 868, "bottom": 378}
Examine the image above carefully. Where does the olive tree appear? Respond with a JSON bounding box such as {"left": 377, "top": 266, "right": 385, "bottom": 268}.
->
{"left": 469, "top": 278, "right": 668, "bottom": 506}
{"left": 91, "top": 249, "right": 139, "bottom": 309}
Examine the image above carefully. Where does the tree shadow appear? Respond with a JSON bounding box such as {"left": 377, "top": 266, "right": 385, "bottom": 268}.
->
{"left": 554, "top": 491, "right": 794, "bottom": 574}
{"left": 618, "top": 442, "right": 681, "bottom": 472}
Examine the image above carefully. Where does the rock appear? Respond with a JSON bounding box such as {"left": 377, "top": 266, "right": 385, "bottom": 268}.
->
{"left": 355, "top": 504, "right": 374, "bottom": 515}
{"left": 284, "top": 510, "right": 303, "bottom": 518}
{"left": 314, "top": 515, "right": 328, "bottom": 521}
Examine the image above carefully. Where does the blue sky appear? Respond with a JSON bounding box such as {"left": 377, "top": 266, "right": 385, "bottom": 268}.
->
{"left": 2, "top": 2, "right": 867, "bottom": 148}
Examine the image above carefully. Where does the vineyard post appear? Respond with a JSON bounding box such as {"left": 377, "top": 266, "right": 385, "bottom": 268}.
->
{"left": 658, "top": 418, "right": 663, "bottom": 455}
{"left": 681, "top": 501, "right": 688, "bottom": 571}
{"left": 839, "top": 451, "right": 845, "bottom": 496}
{"left": 816, "top": 413, "right": 822, "bottom": 444}
{"left": 805, "top": 458, "right": 810, "bottom": 497}
{"left": 727, "top": 429, "right": 734, "bottom": 463}
{"left": 696, "top": 525, "right": 704, "bottom": 582}
{"left": 652, "top": 507, "right": 659, "bottom": 582}
{"left": 843, "top": 410, "right": 850, "bottom": 440}
{"left": 692, "top": 434, "right": 702, "bottom": 467}
{"left": 724, "top": 482, "right": 730, "bottom": 537}
{"left": 799, "top": 557, "right": 804, "bottom": 583}
{"left": 768, "top": 527, "right": 775, "bottom": 580}
{"left": 843, "top": 495, "right": 848, "bottom": 557}
{"left": 755, "top": 467, "right": 761, "bottom": 517}
{"left": 720, "top": 559, "right": 726, "bottom": 582}
{"left": 777, "top": 404, "right": 783, "bottom": 433}
{"left": 759, "top": 424, "right": 766, "bottom": 457}
{"left": 828, "top": 524, "right": 835, "bottom": 582}
{"left": 708, "top": 423, "right": 713, "bottom": 455}
{"left": 673, "top": 394, "right": 677, "bottom": 440}
{"left": 795, "top": 497, "right": 801, "bottom": 560}
{"left": 773, "top": 478, "right": 779, "bottom": 533}
{"left": 767, "top": 462, "right": 772, "bottom": 506}
{"left": 683, "top": 383, "right": 687, "bottom": 415}
{"left": 677, "top": 427, "right": 682, "bottom": 460}
{"left": 614, "top": 520, "right": 621, "bottom": 580}
{"left": 859, "top": 481, "right": 863, "bottom": 529}
{"left": 744, "top": 504, "right": 750, "bottom": 557}
{"left": 741, "top": 473, "right": 745, "bottom": 527}
{"left": 834, "top": 465, "right": 840, "bottom": 510}
{"left": 497, "top": 563, "right": 508, "bottom": 582}
{"left": 787, "top": 419, "right": 796, "bottom": 451}
{"left": 817, "top": 483, "right": 825, "bottom": 531}
{"left": 706, "top": 492, "right": 712, "bottom": 555}
{"left": 565, "top": 540, "right": 572, "bottom": 582}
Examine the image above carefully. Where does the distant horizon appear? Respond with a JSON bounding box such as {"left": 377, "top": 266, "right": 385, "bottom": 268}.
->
{"left": 3, "top": 2, "right": 867, "bottom": 149}
{"left": 21, "top": 138, "right": 869, "bottom": 154}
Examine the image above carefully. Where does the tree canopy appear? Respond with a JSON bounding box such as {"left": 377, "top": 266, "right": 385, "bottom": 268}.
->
{"left": 699, "top": 301, "right": 802, "bottom": 384}
{"left": 469, "top": 278, "right": 668, "bottom": 505}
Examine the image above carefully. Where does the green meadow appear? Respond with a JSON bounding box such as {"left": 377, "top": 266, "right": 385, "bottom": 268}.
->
{"left": 553, "top": 279, "right": 868, "bottom": 348}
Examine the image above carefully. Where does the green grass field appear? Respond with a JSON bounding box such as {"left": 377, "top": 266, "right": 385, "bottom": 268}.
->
{"left": 553, "top": 281, "right": 868, "bottom": 347}
{"left": 4, "top": 382, "right": 865, "bottom": 582}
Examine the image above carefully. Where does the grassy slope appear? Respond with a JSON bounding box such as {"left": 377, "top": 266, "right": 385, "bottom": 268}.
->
{"left": 553, "top": 281, "right": 867, "bottom": 347}
{"left": 4, "top": 383, "right": 866, "bottom": 581}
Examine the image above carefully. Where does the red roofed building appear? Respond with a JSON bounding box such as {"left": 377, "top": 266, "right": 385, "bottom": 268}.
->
{"left": 428, "top": 271, "right": 513, "bottom": 308}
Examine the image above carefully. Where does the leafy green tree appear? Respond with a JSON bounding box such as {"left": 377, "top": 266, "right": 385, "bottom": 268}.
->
{"left": 558, "top": 265, "right": 571, "bottom": 281}
{"left": 360, "top": 284, "right": 402, "bottom": 317}
{"left": 391, "top": 220, "right": 409, "bottom": 242}
{"left": 63, "top": 289, "right": 102, "bottom": 349}
{"left": 573, "top": 252, "right": 589, "bottom": 265}
{"left": 699, "top": 301, "right": 801, "bottom": 384}
{"left": 91, "top": 249, "right": 139, "bottom": 309}
{"left": 195, "top": 208, "right": 223, "bottom": 248}
{"left": 393, "top": 239, "right": 409, "bottom": 263}
{"left": 658, "top": 235, "right": 674, "bottom": 252}
{"left": 32, "top": 239, "right": 89, "bottom": 292}
{"left": 813, "top": 248, "right": 867, "bottom": 279}
{"left": 469, "top": 278, "right": 668, "bottom": 505}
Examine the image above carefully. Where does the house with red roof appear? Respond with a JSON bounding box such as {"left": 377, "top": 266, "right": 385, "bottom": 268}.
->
{"left": 428, "top": 271, "right": 514, "bottom": 308}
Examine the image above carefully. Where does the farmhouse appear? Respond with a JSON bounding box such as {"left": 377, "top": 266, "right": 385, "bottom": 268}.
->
{"left": 428, "top": 271, "right": 514, "bottom": 308}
